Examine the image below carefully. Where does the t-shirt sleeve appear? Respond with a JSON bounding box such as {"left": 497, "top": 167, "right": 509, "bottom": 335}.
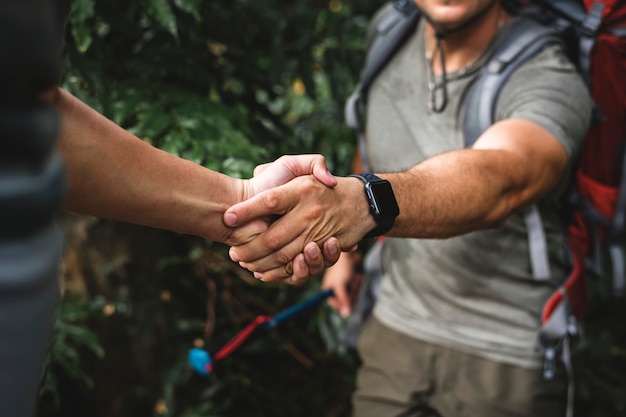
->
{"left": 495, "top": 44, "right": 592, "bottom": 161}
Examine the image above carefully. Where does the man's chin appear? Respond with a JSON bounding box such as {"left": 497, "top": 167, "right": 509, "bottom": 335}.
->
{"left": 423, "top": 3, "right": 470, "bottom": 27}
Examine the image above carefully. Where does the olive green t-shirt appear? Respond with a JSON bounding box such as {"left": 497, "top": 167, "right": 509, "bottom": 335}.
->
{"left": 368, "top": 17, "right": 592, "bottom": 368}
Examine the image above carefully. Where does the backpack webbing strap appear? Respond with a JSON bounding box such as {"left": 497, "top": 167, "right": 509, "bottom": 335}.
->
{"left": 609, "top": 146, "right": 626, "bottom": 295}
{"left": 563, "top": 332, "right": 575, "bottom": 417}
{"left": 345, "top": 1, "right": 419, "bottom": 132}
{"left": 578, "top": 2, "right": 605, "bottom": 86}
{"left": 537, "top": 289, "right": 580, "bottom": 417}
{"left": 344, "top": 1, "right": 420, "bottom": 173}
{"left": 567, "top": 189, "right": 608, "bottom": 277}
{"left": 525, "top": 206, "right": 551, "bottom": 280}
{"left": 537, "top": 0, "right": 587, "bottom": 24}
{"left": 569, "top": 172, "right": 626, "bottom": 296}
{"left": 609, "top": 245, "right": 625, "bottom": 296}
{"left": 610, "top": 27, "right": 626, "bottom": 37}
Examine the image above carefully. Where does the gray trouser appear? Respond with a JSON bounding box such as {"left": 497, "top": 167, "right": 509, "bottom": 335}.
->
{"left": 353, "top": 317, "right": 569, "bottom": 417}
{"left": 0, "top": 225, "right": 62, "bottom": 417}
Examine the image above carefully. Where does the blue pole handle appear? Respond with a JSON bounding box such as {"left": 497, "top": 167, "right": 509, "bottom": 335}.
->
{"left": 264, "top": 288, "right": 334, "bottom": 329}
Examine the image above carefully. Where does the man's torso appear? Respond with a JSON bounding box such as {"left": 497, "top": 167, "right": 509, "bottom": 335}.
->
{"left": 367, "top": 15, "right": 591, "bottom": 368}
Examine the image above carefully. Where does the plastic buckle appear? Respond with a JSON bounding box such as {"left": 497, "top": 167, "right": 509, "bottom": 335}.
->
{"left": 581, "top": 2, "right": 604, "bottom": 38}
{"left": 543, "top": 347, "right": 557, "bottom": 379}
{"left": 393, "top": 0, "right": 417, "bottom": 16}
{"left": 567, "top": 316, "right": 579, "bottom": 338}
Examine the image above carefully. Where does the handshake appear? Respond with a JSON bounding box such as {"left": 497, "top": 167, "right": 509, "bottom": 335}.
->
{"left": 55, "top": 90, "right": 380, "bottom": 288}
{"left": 220, "top": 154, "right": 378, "bottom": 285}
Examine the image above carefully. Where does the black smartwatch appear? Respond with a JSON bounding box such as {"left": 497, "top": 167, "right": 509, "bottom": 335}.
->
{"left": 349, "top": 173, "right": 399, "bottom": 239}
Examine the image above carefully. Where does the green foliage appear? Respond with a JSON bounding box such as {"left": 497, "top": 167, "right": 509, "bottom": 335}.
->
{"left": 39, "top": 296, "right": 107, "bottom": 408}
{"left": 61, "top": 0, "right": 379, "bottom": 176}
{"left": 42, "top": 1, "right": 626, "bottom": 416}
{"left": 42, "top": 1, "right": 384, "bottom": 416}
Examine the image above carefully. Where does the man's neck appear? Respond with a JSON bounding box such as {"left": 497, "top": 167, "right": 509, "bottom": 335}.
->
{"left": 425, "top": 5, "right": 509, "bottom": 74}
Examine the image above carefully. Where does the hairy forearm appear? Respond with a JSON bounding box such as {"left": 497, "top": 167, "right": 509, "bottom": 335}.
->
{"left": 56, "top": 88, "right": 243, "bottom": 243}
{"left": 380, "top": 120, "right": 566, "bottom": 238}
{"left": 380, "top": 148, "right": 525, "bottom": 238}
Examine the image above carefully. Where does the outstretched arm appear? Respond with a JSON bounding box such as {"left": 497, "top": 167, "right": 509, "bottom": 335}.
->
{"left": 225, "top": 118, "right": 568, "bottom": 281}
{"left": 53, "top": 87, "right": 338, "bottom": 251}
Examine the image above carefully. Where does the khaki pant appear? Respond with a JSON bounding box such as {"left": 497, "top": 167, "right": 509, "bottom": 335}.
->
{"left": 352, "top": 317, "right": 569, "bottom": 417}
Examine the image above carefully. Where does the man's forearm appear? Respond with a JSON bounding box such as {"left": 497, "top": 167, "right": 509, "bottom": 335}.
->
{"left": 381, "top": 119, "right": 567, "bottom": 238}
{"left": 56, "top": 88, "right": 244, "bottom": 243}
{"left": 380, "top": 148, "right": 521, "bottom": 238}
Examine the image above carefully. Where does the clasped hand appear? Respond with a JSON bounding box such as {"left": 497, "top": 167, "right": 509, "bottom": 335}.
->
{"left": 224, "top": 156, "right": 374, "bottom": 284}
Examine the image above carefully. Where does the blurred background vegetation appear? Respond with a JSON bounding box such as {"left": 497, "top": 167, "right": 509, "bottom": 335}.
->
{"left": 37, "top": 0, "right": 625, "bottom": 416}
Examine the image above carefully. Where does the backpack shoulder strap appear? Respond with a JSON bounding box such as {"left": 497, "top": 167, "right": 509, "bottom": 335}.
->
{"left": 463, "top": 15, "right": 563, "bottom": 146}
{"left": 345, "top": 0, "right": 420, "bottom": 133}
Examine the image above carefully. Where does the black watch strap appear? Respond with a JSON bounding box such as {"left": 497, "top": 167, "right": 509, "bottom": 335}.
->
{"left": 349, "top": 173, "right": 399, "bottom": 239}
{"left": 350, "top": 172, "right": 379, "bottom": 184}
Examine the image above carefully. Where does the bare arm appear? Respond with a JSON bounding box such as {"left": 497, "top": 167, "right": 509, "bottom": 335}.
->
{"left": 386, "top": 119, "right": 567, "bottom": 238}
{"left": 53, "top": 88, "right": 338, "bottom": 249}
{"left": 225, "top": 118, "right": 568, "bottom": 280}
{"left": 56, "top": 88, "right": 246, "bottom": 244}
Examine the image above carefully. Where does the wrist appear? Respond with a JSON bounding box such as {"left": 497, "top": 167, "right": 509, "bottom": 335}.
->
{"left": 349, "top": 173, "right": 399, "bottom": 239}
{"left": 340, "top": 176, "right": 378, "bottom": 240}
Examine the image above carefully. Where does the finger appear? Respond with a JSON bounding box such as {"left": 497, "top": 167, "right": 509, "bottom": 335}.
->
{"left": 321, "top": 237, "right": 341, "bottom": 268}
{"left": 224, "top": 218, "right": 269, "bottom": 246}
{"left": 289, "top": 254, "right": 311, "bottom": 286}
{"left": 236, "top": 230, "right": 305, "bottom": 273}
{"left": 253, "top": 162, "right": 271, "bottom": 177}
{"left": 224, "top": 181, "right": 299, "bottom": 228}
{"left": 302, "top": 242, "right": 325, "bottom": 277}
{"left": 253, "top": 260, "right": 296, "bottom": 283}
{"left": 261, "top": 243, "right": 325, "bottom": 286}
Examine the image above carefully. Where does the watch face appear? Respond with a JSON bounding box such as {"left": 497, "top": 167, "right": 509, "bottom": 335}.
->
{"left": 367, "top": 181, "right": 400, "bottom": 219}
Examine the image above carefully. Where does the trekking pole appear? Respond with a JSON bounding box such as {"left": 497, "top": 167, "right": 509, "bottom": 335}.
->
{"left": 188, "top": 288, "right": 334, "bottom": 376}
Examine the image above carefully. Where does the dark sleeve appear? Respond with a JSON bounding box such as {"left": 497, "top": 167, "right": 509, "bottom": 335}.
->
{"left": 0, "top": 0, "right": 70, "bottom": 104}
{"left": 0, "top": 0, "right": 70, "bottom": 237}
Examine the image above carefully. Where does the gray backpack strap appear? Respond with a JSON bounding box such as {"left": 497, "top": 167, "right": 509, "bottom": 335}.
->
{"left": 345, "top": 0, "right": 420, "bottom": 172}
{"left": 524, "top": 206, "right": 551, "bottom": 280}
{"left": 463, "top": 17, "right": 561, "bottom": 146}
{"left": 536, "top": 0, "right": 601, "bottom": 86}
{"left": 608, "top": 150, "right": 626, "bottom": 296}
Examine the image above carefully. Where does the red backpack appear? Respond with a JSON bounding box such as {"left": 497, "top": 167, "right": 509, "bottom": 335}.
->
{"left": 531, "top": 0, "right": 626, "bottom": 374}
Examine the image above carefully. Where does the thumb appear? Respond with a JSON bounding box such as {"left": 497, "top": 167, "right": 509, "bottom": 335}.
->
{"left": 301, "top": 154, "right": 337, "bottom": 188}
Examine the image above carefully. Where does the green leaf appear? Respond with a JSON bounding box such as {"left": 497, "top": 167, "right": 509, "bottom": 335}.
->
{"left": 174, "top": 0, "right": 203, "bottom": 21}
{"left": 69, "top": 0, "right": 95, "bottom": 52}
{"left": 141, "top": 0, "right": 179, "bottom": 38}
